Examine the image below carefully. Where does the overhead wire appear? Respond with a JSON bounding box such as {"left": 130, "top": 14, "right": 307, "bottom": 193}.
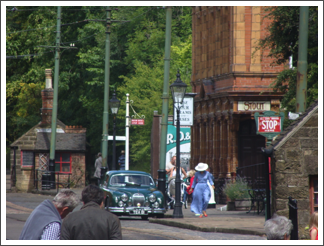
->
{"left": 6, "top": 7, "right": 106, "bottom": 12}
{"left": 6, "top": 51, "right": 54, "bottom": 59}
{"left": 7, "top": 19, "right": 90, "bottom": 35}
{"left": 6, "top": 7, "right": 159, "bottom": 59}
{"left": 7, "top": 6, "right": 156, "bottom": 34}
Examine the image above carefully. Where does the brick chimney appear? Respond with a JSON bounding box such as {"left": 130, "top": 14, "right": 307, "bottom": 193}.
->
{"left": 40, "top": 69, "right": 53, "bottom": 125}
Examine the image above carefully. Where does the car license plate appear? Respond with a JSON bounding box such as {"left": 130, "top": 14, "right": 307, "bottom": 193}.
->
{"left": 133, "top": 208, "right": 145, "bottom": 215}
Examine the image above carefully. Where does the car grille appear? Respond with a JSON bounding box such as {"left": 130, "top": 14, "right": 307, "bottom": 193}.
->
{"left": 132, "top": 193, "right": 145, "bottom": 206}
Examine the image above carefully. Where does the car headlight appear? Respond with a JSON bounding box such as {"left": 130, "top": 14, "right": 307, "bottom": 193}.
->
{"left": 118, "top": 201, "right": 124, "bottom": 207}
{"left": 121, "top": 193, "right": 128, "bottom": 202}
{"left": 149, "top": 194, "right": 156, "bottom": 203}
{"left": 153, "top": 202, "right": 159, "bottom": 208}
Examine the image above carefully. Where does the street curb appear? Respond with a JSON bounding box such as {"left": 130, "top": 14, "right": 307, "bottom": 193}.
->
{"left": 149, "top": 218, "right": 266, "bottom": 237}
{"left": 123, "top": 226, "right": 206, "bottom": 240}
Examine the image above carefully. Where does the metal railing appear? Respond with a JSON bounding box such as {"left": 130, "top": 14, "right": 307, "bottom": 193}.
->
{"left": 236, "top": 162, "right": 266, "bottom": 190}
{"left": 34, "top": 169, "right": 71, "bottom": 193}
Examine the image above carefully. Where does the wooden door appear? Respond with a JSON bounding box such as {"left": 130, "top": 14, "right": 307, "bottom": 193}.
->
{"left": 238, "top": 120, "right": 265, "bottom": 187}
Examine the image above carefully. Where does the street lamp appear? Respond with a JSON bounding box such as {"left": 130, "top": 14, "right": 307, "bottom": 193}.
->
{"left": 109, "top": 90, "right": 120, "bottom": 170}
{"left": 170, "top": 70, "right": 187, "bottom": 218}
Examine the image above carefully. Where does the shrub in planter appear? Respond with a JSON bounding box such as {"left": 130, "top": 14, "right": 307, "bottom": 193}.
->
{"left": 222, "top": 177, "right": 250, "bottom": 210}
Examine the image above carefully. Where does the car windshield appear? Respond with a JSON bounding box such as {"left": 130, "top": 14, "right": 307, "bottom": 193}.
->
{"left": 109, "top": 174, "right": 155, "bottom": 187}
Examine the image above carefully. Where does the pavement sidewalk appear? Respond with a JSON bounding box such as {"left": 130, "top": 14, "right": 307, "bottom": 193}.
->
{"left": 150, "top": 205, "right": 266, "bottom": 237}
{"left": 25, "top": 187, "right": 267, "bottom": 237}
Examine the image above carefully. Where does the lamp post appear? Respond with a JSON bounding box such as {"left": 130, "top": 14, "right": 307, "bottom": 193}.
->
{"left": 109, "top": 90, "right": 120, "bottom": 170}
{"left": 170, "top": 70, "right": 187, "bottom": 218}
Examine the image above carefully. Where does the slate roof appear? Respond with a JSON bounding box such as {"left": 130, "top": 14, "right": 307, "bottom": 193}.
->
{"left": 266, "top": 100, "right": 318, "bottom": 151}
{"left": 35, "top": 132, "right": 86, "bottom": 151}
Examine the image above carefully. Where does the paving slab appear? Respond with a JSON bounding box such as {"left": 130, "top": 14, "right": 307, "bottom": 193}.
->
{"left": 149, "top": 205, "right": 267, "bottom": 236}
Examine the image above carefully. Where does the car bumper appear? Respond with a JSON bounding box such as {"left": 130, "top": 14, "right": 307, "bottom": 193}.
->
{"left": 109, "top": 206, "right": 166, "bottom": 215}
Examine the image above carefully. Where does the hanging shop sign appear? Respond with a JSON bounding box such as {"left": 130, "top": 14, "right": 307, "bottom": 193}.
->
{"left": 254, "top": 111, "right": 285, "bottom": 142}
{"left": 131, "top": 119, "right": 145, "bottom": 125}
{"left": 238, "top": 101, "right": 271, "bottom": 111}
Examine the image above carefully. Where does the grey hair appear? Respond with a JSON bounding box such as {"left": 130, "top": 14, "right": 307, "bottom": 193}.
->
{"left": 264, "top": 214, "right": 293, "bottom": 240}
{"left": 53, "top": 189, "right": 80, "bottom": 210}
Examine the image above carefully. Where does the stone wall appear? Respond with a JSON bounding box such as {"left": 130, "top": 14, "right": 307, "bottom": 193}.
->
{"left": 271, "top": 107, "right": 318, "bottom": 239}
{"left": 10, "top": 125, "right": 39, "bottom": 192}
{"left": 10, "top": 124, "right": 86, "bottom": 192}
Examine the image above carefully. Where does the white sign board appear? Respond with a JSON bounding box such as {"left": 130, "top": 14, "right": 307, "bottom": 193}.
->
{"left": 173, "top": 97, "right": 194, "bottom": 126}
{"left": 107, "top": 136, "right": 126, "bottom": 141}
{"left": 238, "top": 101, "right": 271, "bottom": 111}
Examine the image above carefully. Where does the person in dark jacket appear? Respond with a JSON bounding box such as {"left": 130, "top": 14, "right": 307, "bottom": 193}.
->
{"left": 118, "top": 150, "right": 125, "bottom": 170}
{"left": 61, "top": 185, "right": 122, "bottom": 240}
{"left": 19, "top": 189, "right": 79, "bottom": 240}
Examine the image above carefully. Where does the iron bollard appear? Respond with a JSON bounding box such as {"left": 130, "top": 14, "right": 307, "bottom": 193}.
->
{"left": 264, "top": 198, "right": 267, "bottom": 221}
{"left": 288, "top": 196, "right": 298, "bottom": 240}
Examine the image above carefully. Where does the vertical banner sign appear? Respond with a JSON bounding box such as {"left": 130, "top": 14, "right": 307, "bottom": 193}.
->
{"left": 173, "top": 97, "right": 194, "bottom": 126}
{"left": 166, "top": 122, "right": 191, "bottom": 172}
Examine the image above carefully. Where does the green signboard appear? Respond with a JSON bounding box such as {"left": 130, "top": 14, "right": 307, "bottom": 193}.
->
{"left": 254, "top": 111, "right": 285, "bottom": 146}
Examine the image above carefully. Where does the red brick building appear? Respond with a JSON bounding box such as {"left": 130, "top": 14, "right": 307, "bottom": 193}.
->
{"left": 9, "top": 69, "right": 87, "bottom": 192}
{"left": 190, "top": 6, "right": 286, "bottom": 194}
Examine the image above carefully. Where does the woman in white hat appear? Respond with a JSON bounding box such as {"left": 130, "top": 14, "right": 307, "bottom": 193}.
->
{"left": 189, "top": 163, "right": 215, "bottom": 218}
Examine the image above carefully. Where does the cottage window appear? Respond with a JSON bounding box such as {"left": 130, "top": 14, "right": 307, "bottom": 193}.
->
{"left": 21, "top": 151, "right": 34, "bottom": 167}
{"left": 55, "top": 153, "right": 71, "bottom": 173}
{"left": 309, "top": 175, "right": 318, "bottom": 213}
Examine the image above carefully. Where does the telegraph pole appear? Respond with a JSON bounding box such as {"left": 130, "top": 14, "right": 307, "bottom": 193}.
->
{"left": 158, "top": 6, "right": 172, "bottom": 203}
{"left": 40, "top": 6, "right": 77, "bottom": 188}
{"left": 296, "top": 6, "right": 309, "bottom": 113}
{"left": 101, "top": 6, "right": 111, "bottom": 173}
{"left": 99, "top": 8, "right": 130, "bottom": 174}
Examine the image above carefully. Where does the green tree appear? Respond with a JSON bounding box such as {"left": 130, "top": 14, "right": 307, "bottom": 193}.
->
{"left": 256, "top": 6, "right": 318, "bottom": 127}
{"left": 6, "top": 6, "right": 192, "bottom": 173}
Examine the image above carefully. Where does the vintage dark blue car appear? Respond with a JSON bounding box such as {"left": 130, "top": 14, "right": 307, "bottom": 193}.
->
{"left": 100, "top": 170, "right": 166, "bottom": 219}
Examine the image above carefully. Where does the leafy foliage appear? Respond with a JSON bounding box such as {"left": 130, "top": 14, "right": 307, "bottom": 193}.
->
{"left": 6, "top": 6, "right": 192, "bottom": 173}
{"left": 256, "top": 6, "right": 318, "bottom": 126}
{"left": 222, "top": 177, "right": 250, "bottom": 201}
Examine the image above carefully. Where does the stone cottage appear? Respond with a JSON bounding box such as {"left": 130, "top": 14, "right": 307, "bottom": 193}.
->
{"left": 266, "top": 100, "right": 318, "bottom": 239}
{"left": 9, "top": 69, "right": 87, "bottom": 192}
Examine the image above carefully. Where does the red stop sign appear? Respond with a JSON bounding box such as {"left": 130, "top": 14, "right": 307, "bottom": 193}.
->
{"left": 258, "top": 117, "right": 281, "bottom": 133}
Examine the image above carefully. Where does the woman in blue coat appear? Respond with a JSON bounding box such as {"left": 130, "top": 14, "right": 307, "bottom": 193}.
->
{"left": 189, "top": 163, "right": 215, "bottom": 218}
